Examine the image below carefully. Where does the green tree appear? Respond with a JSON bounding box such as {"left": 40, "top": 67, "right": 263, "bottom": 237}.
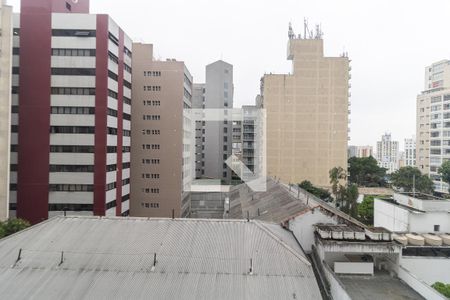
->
{"left": 1, "top": 219, "right": 30, "bottom": 237}
{"left": 348, "top": 156, "right": 387, "bottom": 187}
{"left": 343, "top": 184, "right": 359, "bottom": 218}
{"left": 358, "top": 195, "right": 375, "bottom": 225}
{"left": 432, "top": 282, "right": 450, "bottom": 298}
{"left": 438, "top": 160, "right": 450, "bottom": 192}
{"left": 298, "top": 180, "right": 331, "bottom": 201}
{"left": 390, "top": 166, "right": 434, "bottom": 194}
{"left": 329, "top": 167, "right": 348, "bottom": 209}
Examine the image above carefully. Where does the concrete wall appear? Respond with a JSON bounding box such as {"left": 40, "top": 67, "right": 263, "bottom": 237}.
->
{"left": 289, "top": 208, "right": 337, "bottom": 253}
{"left": 322, "top": 261, "right": 352, "bottom": 300}
{"left": 0, "top": 2, "right": 12, "bottom": 221}
{"left": 374, "top": 199, "right": 409, "bottom": 232}
{"left": 401, "top": 257, "right": 450, "bottom": 285}
{"left": 375, "top": 198, "right": 450, "bottom": 233}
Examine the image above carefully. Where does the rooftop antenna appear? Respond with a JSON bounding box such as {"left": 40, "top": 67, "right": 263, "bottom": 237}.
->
{"left": 304, "top": 18, "right": 307, "bottom": 39}
{"left": 288, "top": 22, "right": 295, "bottom": 40}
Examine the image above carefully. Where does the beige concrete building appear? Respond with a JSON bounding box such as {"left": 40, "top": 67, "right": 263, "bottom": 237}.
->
{"left": 261, "top": 26, "right": 350, "bottom": 187}
{"left": 0, "top": 1, "right": 12, "bottom": 221}
{"left": 130, "top": 43, "right": 193, "bottom": 218}
{"left": 416, "top": 60, "right": 450, "bottom": 193}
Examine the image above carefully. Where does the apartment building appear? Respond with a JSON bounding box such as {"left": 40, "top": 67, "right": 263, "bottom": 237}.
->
{"left": 417, "top": 60, "right": 450, "bottom": 193}
{"left": 376, "top": 133, "right": 400, "bottom": 173}
{"left": 405, "top": 137, "right": 416, "bottom": 167}
{"left": 0, "top": 1, "right": 12, "bottom": 221}
{"left": 193, "top": 61, "right": 234, "bottom": 183}
{"left": 130, "top": 43, "right": 193, "bottom": 218}
{"left": 261, "top": 25, "right": 350, "bottom": 187}
{"left": 10, "top": 0, "right": 132, "bottom": 224}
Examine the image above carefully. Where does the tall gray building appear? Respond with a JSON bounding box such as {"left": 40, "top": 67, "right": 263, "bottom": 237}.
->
{"left": 193, "top": 61, "right": 234, "bottom": 183}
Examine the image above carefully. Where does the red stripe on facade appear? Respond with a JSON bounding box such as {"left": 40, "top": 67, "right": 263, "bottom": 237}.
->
{"left": 17, "top": 1, "right": 52, "bottom": 224}
{"left": 115, "top": 29, "right": 125, "bottom": 216}
{"left": 93, "top": 15, "right": 109, "bottom": 216}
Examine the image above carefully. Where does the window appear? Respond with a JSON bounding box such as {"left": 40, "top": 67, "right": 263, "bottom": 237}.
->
{"left": 51, "top": 107, "right": 95, "bottom": 115}
{"left": 49, "top": 184, "right": 94, "bottom": 192}
{"left": 106, "top": 182, "right": 117, "bottom": 191}
{"left": 50, "top": 145, "right": 95, "bottom": 153}
{"left": 49, "top": 204, "right": 93, "bottom": 212}
{"left": 106, "top": 200, "right": 117, "bottom": 210}
{"left": 51, "top": 87, "right": 95, "bottom": 96}
{"left": 52, "top": 29, "right": 96, "bottom": 37}
{"left": 124, "top": 46, "right": 132, "bottom": 58}
{"left": 123, "top": 113, "right": 131, "bottom": 121}
{"left": 108, "top": 51, "right": 119, "bottom": 64}
{"left": 50, "top": 126, "right": 95, "bottom": 134}
{"left": 144, "top": 71, "right": 162, "bottom": 76}
{"left": 124, "top": 96, "right": 132, "bottom": 105}
{"left": 123, "top": 162, "right": 131, "bottom": 169}
{"left": 144, "top": 86, "right": 161, "bottom": 91}
{"left": 12, "top": 67, "right": 19, "bottom": 75}
{"left": 107, "top": 108, "right": 118, "bottom": 117}
{"left": 123, "top": 130, "right": 131, "bottom": 137}
{"left": 108, "top": 70, "right": 118, "bottom": 81}
{"left": 122, "top": 178, "right": 130, "bottom": 186}
{"left": 434, "top": 225, "right": 440, "bottom": 232}
{"left": 124, "top": 80, "right": 132, "bottom": 89}
{"left": 52, "top": 49, "right": 95, "bottom": 57}
{"left": 143, "top": 115, "right": 161, "bottom": 121}
{"left": 108, "top": 33, "right": 119, "bottom": 46}
{"left": 107, "top": 128, "right": 118, "bottom": 135}
{"left": 50, "top": 165, "right": 94, "bottom": 173}
{"left": 52, "top": 68, "right": 96, "bottom": 76}
{"left": 124, "top": 64, "right": 132, "bottom": 74}
{"left": 108, "top": 90, "right": 118, "bottom": 99}
{"left": 107, "top": 146, "right": 117, "bottom": 153}
{"left": 107, "top": 164, "right": 117, "bottom": 172}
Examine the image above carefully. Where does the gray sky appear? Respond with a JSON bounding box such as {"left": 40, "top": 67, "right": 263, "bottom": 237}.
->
{"left": 8, "top": 0, "right": 450, "bottom": 150}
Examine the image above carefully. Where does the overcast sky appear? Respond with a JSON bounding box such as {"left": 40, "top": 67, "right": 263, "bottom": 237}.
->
{"left": 8, "top": 0, "right": 450, "bottom": 150}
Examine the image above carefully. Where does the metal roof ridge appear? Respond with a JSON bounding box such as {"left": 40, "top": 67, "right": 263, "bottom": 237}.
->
{"left": 252, "top": 221, "right": 312, "bottom": 267}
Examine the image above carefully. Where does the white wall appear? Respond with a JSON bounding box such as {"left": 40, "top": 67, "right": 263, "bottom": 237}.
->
{"left": 401, "top": 257, "right": 450, "bottom": 285}
{"left": 409, "top": 212, "right": 450, "bottom": 233}
{"left": 374, "top": 199, "right": 409, "bottom": 232}
{"left": 289, "top": 209, "right": 337, "bottom": 253}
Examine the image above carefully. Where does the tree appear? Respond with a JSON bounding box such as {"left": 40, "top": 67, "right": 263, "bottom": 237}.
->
{"left": 358, "top": 195, "right": 375, "bottom": 225}
{"left": 432, "top": 282, "right": 450, "bottom": 298}
{"left": 348, "top": 156, "right": 387, "bottom": 187}
{"left": 343, "top": 184, "right": 359, "bottom": 218}
{"left": 329, "top": 167, "right": 347, "bottom": 205}
{"left": 390, "top": 166, "right": 434, "bottom": 194}
{"left": 438, "top": 160, "right": 450, "bottom": 192}
{"left": 0, "top": 219, "right": 30, "bottom": 237}
{"left": 298, "top": 180, "right": 331, "bottom": 201}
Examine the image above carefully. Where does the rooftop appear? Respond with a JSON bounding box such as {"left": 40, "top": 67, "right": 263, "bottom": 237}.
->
{"left": 0, "top": 216, "right": 321, "bottom": 300}
{"left": 227, "top": 178, "right": 310, "bottom": 223}
{"left": 338, "top": 272, "right": 425, "bottom": 300}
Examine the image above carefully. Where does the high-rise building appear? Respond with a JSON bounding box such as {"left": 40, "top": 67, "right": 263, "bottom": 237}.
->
{"left": 261, "top": 24, "right": 350, "bottom": 187}
{"left": 376, "top": 133, "right": 399, "bottom": 174}
{"left": 417, "top": 60, "right": 450, "bottom": 193}
{"left": 193, "top": 61, "right": 234, "bottom": 183}
{"left": 130, "top": 43, "right": 193, "bottom": 218}
{"left": 348, "top": 146, "right": 358, "bottom": 158}
{"left": 0, "top": 0, "right": 12, "bottom": 221}
{"left": 10, "top": 0, "right": 132, "bottom": 224}
{"left": 349, "top": 145, "right": 374, "bottom": 158}
{"left": 405, "top": 137, "right": 416, "bottom": 167}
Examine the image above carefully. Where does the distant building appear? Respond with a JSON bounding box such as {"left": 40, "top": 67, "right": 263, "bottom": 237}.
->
{"left": 416, "top": 60, "right": 450, "bottom": 193}
{"left": 10, "top": 0, "right": 132, "bottom": 223}
{"left": 193, "top": 61, "right": 234, "bottom": 184}
{"left": 348, "top": 146, "right": 358, "bottom": 158}
{"left": 130, "top": 43, "right": 193, "bottom": 218}
{"left": 261, "top": 24, "right": 349, "bottom": 187}
{"left": 0, "top": 216, "right": 322, "bottom": 299}
{"left": 405, "top": 137, "right": 416, "bottom": 167}
{"left": 349, "top": 145, "right": 373, "bottom": 158}
{"left": 376, "top": 133, "right": 399, "bottom": 173}
{"left": 0, "top": 0, "right": 12, "bottom": 221}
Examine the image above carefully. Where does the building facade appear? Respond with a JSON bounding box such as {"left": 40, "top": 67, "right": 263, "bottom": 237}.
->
{"left": 405, "top": 137, "right": 416, "bottom": 167}
{"left": 417, "top": 60, "right": 450, "bottom": 193}
{"left": 261, "top": 25, "right": 350, "bottom": 187}
{"left": 130, "top": 43, "right": 193, "bottom": 218}
{"left": 376, "top": 133, "right": 399, "bottom": 173}
{"left": 0, "top": 1, "right": 12, "bottom": 221}
{"left": 349, "top": 145, "right": 373, "bottom": 158}
{"left": 193, "top": 61, "right": 234, "bottom": 183}
{"left": 10, "top": 0, "right": 132, "bottom": 224}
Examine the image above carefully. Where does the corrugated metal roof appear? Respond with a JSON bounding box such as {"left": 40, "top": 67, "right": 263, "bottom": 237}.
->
{"left": 227, "top": 178, "right": 310, "bottom": 223}
{"left": 0, "top": 217, "right": 321, "bottom": 300}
